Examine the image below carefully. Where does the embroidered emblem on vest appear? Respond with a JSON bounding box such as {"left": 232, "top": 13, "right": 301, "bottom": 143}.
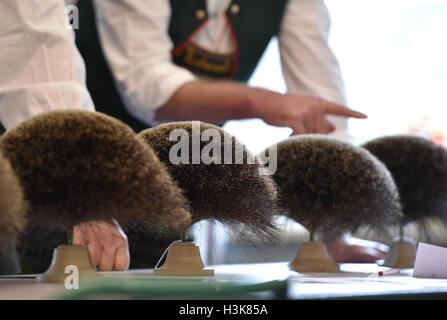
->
{"left": 173, "top": 42, "right": 235, "bottom": 78}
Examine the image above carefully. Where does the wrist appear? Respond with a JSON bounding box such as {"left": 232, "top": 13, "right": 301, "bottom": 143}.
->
{"left": 244, "top": 86, "right": 269, "bottom": 119}
{"left": 216, "top": 82, "right": 264, "bottom": 120}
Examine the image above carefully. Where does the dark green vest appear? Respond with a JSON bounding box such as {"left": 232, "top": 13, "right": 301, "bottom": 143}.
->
{"left": 75, "top": 0, "right": 287, "bottom": 132}
{"left": 169, "top": 0, "right": 287, "bottom": 82}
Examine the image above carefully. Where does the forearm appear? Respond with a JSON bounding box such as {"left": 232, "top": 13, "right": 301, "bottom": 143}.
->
{"left": 154, "top": 80, "right": 262, "bottom": 122}
{"left": 155, "top": 79, "right": 365, "bottom": 135}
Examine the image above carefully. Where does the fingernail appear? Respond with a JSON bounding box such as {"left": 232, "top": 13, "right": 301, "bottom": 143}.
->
{"left": 358, "top": 113, "right": 367, "bottom": 118}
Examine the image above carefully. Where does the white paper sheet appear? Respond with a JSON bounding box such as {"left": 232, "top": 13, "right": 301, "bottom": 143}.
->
{"left": 413, "top": 242, "right": 447, "bottom": 279}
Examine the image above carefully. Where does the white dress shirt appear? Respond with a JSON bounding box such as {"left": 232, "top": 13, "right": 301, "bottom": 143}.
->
{"left": 92, "top": 0, "right": 347, "bottom": 132}
{"left": 0, "top": 0, "right": 347, "bottom": 136}
{"left": 0, "top": 0, "right": 94, "bottom": 130}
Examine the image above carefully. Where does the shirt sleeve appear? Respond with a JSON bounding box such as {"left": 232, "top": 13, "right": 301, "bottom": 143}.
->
{"left": 0, "top": 0, "right": 95, "bottom": 130}
{"left": 91, "top": 0, "right": 197, "bottom": 125}
{"left": 278, "top": 0, "right": 350, "bottom": 140}
{"left": 278, "top": 0, "right": 346, "bottom": 103}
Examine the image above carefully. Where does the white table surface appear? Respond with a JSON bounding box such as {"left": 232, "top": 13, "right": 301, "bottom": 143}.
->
{"left": 2, "top": 262, "right": 447, "bottom": 300}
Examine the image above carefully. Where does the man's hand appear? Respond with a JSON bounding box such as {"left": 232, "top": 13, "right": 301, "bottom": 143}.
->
{"left": 156, "top": 81, "right": 366, "bottom": 136}
{"left": 73, "top": 219, "right": 130, "bottom": 271}
{"left": 251, "top": 92, "right": 367, "bottom": 135}
{"left": 327, "top": 234, "right": 389, "bottom": 263}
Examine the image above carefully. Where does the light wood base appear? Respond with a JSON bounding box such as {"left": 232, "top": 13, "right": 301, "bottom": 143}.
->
{"left": 154, "top": 242, "right": 214, "bottom": 276}
{"left": 37, "top": 244, "right": 98, "bottom": 283}
{"left": 291, "top": 240, "right": 340, "bottom": 273}
{"left": 383, "top": 239, "right": 416, "bottom": 268}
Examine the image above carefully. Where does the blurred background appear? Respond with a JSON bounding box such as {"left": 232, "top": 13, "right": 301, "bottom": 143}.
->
{"left": 224, "top": 0, "right": 447, "bottom": 152}
{"left": 195, "top": 0, "right": 447, "bottom": 266}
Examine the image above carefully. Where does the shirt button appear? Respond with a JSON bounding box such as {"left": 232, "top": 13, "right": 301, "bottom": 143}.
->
{"left": 195, "top": 9, "right": 206, "bottom": 20}
{"left": 230, "top": 4, "right": 240, "bottom": 15}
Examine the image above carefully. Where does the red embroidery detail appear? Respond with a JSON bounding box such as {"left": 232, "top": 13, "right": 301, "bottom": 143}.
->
{"left": 172, "top": 19, "right": 211, "bottom": 57}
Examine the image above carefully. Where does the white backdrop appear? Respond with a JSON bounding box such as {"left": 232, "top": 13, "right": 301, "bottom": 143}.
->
{"left": 223, "top": 0, "right": 447, "bottom": 152}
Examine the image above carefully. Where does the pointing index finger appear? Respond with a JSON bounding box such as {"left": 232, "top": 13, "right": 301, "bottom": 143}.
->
{"left": 322, "top": 100, "right": 367, "bottom": 119}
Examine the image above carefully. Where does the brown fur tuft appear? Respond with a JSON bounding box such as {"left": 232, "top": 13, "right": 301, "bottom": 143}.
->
{"left": 0, "top": 110, "right": 191, "bottom": 228}
{"left": 138, "top": 121, "right": 279, "bottom": 241}
{"left": 362, "top": 135, "right": 447, "bottom": 225}
{"left": 270, "top": 135, "right": 402, "bottom": 237}
{"left": 0, "top": 151, "right": 27, "bottom": 250}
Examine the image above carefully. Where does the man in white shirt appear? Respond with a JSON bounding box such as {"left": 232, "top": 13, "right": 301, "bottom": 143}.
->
{"left": 76, "top": 0, "right": 366, "bottom": 136}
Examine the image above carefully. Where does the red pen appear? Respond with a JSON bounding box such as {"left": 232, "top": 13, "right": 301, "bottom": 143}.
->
{"left": 378, "top": 268, "right": 401, "bottom": 276}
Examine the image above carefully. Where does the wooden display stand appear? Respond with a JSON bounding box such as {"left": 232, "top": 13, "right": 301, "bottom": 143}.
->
{"left": 291, "top": 240, "right": 340, "bottom": 273}
{"left": 383, "top": 239, "right": 416, "bottom": 268}
{"left": 37, "top": 244, "right": 98, "bottom": 283}
{"left": 154, "top": 242, "right": 214, "bottom": 276}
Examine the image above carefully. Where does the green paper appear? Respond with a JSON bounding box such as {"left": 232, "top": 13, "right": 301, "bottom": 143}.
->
{"left": 57, "top": 277, "right": 288, "bottom": 300}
